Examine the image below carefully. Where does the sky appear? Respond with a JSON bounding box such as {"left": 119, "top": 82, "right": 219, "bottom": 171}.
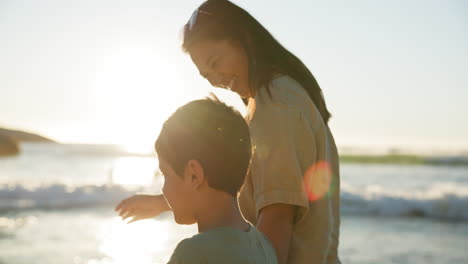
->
{"left": 0, "top": 0, "right": 467, "bottom": 152}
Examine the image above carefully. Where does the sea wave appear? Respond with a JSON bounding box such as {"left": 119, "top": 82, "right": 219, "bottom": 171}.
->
{"left": 1, "top": 183, "right": 468, "bottom": 221}
{"left": 0, "top": 184, "right": 138, "bottom": 211}
{"left": 341, "top": 183, "right": 468, "bottom": 221}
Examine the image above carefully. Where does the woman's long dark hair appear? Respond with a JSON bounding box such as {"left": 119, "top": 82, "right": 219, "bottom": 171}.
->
{"left": 182, "top": 0, "right": 331, "bottom": 123}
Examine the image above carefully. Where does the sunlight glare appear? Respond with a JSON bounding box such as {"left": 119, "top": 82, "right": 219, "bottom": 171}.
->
{"left": 121, "top": 142, "right": 154, "bottom": 156}
{"left": 111, "top": 157, "right": 158, "bottom": 186}
{"left": 94, "top": 216, "right": 198, "bottom": 264}
{"left": 97, "top": 218, "right": 171, "bottom": 264}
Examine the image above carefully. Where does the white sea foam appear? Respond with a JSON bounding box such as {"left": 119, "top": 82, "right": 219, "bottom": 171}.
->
{"left": 0, "top": 184, "right": 138, "bottom": 210}
{"left": 1, "top": 183, "right": 468, "bottom": 221}
{"left": 340, "top": 182, "right": 468, "bottom": 221}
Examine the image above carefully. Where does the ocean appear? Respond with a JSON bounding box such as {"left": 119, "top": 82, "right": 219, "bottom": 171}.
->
{"left": 1, "top": 143, "right": 467, "bottom": 264}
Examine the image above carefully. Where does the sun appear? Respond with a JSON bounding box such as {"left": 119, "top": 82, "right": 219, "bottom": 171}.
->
{"left": 92, "top": 44, "right": 184, "bottom": 146}
{"left": 90, "top": 41, "right": 247, "bottom": 149}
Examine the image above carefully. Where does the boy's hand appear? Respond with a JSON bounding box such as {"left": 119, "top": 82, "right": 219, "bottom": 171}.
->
{"left": 115, "top": 194, "right": 170, "bottom": 223}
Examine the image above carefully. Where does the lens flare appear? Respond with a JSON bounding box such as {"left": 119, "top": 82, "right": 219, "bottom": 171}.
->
{"left": 304, "top": 161, "right": 332, "bottom": 201}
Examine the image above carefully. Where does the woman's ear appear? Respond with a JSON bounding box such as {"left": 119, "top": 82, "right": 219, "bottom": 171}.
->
{"left": 184, "top": 159, "right": 206, "bottom": 189}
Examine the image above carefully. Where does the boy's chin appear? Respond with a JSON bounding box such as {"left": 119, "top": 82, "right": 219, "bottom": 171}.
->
{"left": 173, "top": 213, "right": 196, "bottom": 225}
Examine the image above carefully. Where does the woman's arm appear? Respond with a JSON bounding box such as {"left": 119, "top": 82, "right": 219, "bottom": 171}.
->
{"left": 257, "top": 203, "right": 296, "bottom": 264}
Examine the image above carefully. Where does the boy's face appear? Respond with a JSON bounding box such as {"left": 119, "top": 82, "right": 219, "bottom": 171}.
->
{"left": 159, "top": 158, "right": 197, "bottom": 225}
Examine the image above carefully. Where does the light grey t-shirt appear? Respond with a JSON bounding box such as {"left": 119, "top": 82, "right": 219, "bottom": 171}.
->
{"left": 167, "top": 225, "right": 277, "bottom": 264}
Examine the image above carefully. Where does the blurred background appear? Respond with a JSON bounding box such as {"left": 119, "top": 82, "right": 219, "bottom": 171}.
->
{"left": 0, "top": 0, "right": 467, "bottom": 263}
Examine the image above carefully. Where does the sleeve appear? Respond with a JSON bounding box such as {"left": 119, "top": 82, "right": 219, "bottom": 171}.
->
{"left": 250, "top": 101, "right": 314, "bottom": 223}
{"left": 167, "top": 239, "right": 203, "bottom": 264}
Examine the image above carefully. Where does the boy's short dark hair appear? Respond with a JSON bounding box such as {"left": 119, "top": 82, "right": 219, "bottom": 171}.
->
{"left": 155, "top": 97, "right": 251, "bottom": 197}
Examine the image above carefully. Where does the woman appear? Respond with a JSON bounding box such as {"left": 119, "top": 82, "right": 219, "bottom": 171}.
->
{"left": 116, "top": 1, "right": 341, "bottom": 263}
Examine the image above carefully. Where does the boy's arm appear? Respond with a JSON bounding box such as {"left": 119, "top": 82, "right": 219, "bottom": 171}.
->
{"left": 256, "top": 203, "right": 295, "bottom": 264}
{"left": 115, "top": 194, "right": 170, "bottom": 223}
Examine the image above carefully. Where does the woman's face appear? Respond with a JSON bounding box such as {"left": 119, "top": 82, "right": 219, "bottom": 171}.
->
{"left": 189, "top": 39, "right": 251, "bottom": 98}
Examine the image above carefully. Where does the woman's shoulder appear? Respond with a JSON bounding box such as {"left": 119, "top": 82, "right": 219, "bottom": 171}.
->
{"left": 248, "top": 76, "right": 306, "bottom": 133}
{"left": 253, "top": 75, "right": 325, "bottom": 132}
{"left": 256, "top": 75, "right": 310, "bottom": 108}
{"left": 271, "top": 75, "right": 308, "bottom": 95}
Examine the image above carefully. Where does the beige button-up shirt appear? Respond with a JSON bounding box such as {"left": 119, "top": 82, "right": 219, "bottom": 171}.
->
{"left": 239, "top": 75, "right": 341, "bottom": 264}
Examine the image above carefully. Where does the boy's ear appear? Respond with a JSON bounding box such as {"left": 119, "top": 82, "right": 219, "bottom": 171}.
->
{"left": 184, "top": 159, "right": 206, "bottom": 189}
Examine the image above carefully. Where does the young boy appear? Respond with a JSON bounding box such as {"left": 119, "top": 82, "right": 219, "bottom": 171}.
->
{"left": 155, "top": 98, "right": 277, "bottom": 264}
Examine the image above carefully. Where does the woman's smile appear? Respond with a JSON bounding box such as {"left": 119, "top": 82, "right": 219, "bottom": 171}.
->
{"left": 217, "top": 75, "right": 237, "bottom": 91}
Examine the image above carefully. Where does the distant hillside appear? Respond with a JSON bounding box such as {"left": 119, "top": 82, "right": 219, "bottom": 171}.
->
{"left": 0, "top": 127, "right": 55, "bottom": 143}
{"left": 0, "top": 134, "right": 19, "bottom": 156}
{"left": 340, "top": 153, "right": 468, "bottom": 166}
{"left": 0, "top": 127, "right": 55, "bottom": 157}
